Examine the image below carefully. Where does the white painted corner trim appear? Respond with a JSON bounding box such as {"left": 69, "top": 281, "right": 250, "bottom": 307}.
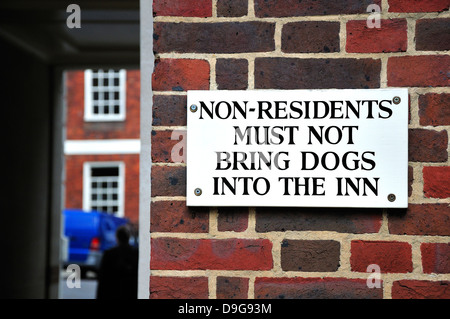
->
{"left": 64, "top": 139, "right": 141, "bottom": 155}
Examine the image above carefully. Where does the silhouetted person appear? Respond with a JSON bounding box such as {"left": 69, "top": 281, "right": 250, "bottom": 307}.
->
{"left": 96, "top": 225, "right": 138, "bottom": 299}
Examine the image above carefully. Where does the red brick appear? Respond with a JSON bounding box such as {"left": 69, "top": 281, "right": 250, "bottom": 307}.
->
{"left": 152, "top": 59, "right": 210, "bottom": 91}
{"left": 281, "top": 240, "right": 340, "bottom": 272}
{"left": 409, "top": 129, "right": 448, "bottom": 162}
{"left": 150, "top": 201, "right": 209, "bottom": 233}
{"left": 423, "top": 166, "right": 450, "bottom": 199}
{"left": 388, "top": 0, "right": 450, "bottom": 12}
{"left": 255, "top": 58, "right": 380, "bottom": 89}
{"left": 255, "top": 0, "right": 381, "bottom": 17}
{"left": 392, "top": 280, "right": 450, "bottom": 299}
{"left": 388, "top": 204, "right": 450, "bottom": 236}
{"left": 416, "top": 18, "right": 450, "bottom": 51}
{"left": 419, "top": 93, "right": 450, "bottom": 126}
{"left": 151, "top": 238, "right": 273, "bottom": 270}
{"left": 154, "top": 22, "right": 275, "bottom": 54}
{"left": 216, "top": 277, "right": 249, "bottom": 299}
{"left": 387, "top": 55, "right": 450, "bottom": 87}
{"left": 152, "top": 95, "right": 187, "bottom": 127}
{"left": 256, "top": 207, "right": 382, "bottom": 234}
{"left": 216, "top": 59, "right": 248, "bottom": 90}
{"left": 351, "top": 240, "right": 412, "bottom": 273}
{"left": 217, "top": 0, "right": 248, "bottom": 17}
{"left": 151, "top": 165, "right": 186, "bottom": 197}
{"left": 254, "top": 277, "right": 383, "bottom": 299}
{"left": 421, "top": 243, "right": 450, "bottom": 274}
{"left": 150, "top": 276, "right": 209, "bottom": 299}
{"left": 153, "top": 0, "right": 212, "bottom": 17}
{"left": 346, "top": 19, "right": 407, "bottom": 53}
{"left": 282, "top": 21, "right": 340, "bottom": 53}
{"left": 217, "top": 207, "right": 248, "bottom": 232}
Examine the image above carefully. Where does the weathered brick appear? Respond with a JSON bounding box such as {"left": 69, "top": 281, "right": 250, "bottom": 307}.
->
{"left": 392, "top": 280, "right": 450, "bottom": 299}
{"left": 346, "top": 19, "right": 407, "bottom": 53}
{"left": 216, "top": 59, "right": 248, "bottom": 90}
{"left": 254, "top": 277, "right": 383, "bottom": 299}
{"left": 255, "top": 58, "right": 380, "bottom": 89}
{"left": 416, "top": 18, "right": 450, "bottom": 51}
{"left": 151, "top": 130, "right": 184, "bottom": 163}
{"left": 151, "top": 238, "right": 273, "bottom": 270}
{"left": 281, "top": 240, "right": 340, "bottom": 272}
{"left": 351, "top": 240, "right": 412, "bottom": 273}
{"left": 151, "top": 165, "right": 186, "bottom": 197}
{"left": 256, "top": 207, "right": 382, "bottom": 234}
{"left": 150, "top": 201, "right": 209, "bottom": 233}
{"left": 421, "top": 243, "right": 450, "bottom": 274}
{"left": 154, "top": 22, "right": 275, "bottom": 53}
{"left": 387, "top": 55, "right": 450, "bottom": 87}
{"left": 153, "top": 0, "right": 212, "bottom": 17}
{"left": 150, "top": 276, "right": 209, "bottom": 299}
{"left": 388, "top": 0, "right": 450, "bottom": 12}
{"left": 217, "top": 277, "right": 249, "bottom": 299}
{"left": 218, "top": 207, "right": 248, "bottom": 232}
{"left": 409, "top": 129, "right": 448, "bottom": 162}
{"left": 254, "top": 0, "right": 381, "bottom": 17}
{"left": 217, "top": 0, "right": 248, "bottom": 17}
{"left": 152, "top": 59, "right": 209, "bottom": 91}
{"left": 419, "top": 93, "right": 450, "bottom": 126}
{"left": 388, "top": 204, "right": 450, "bottom": 236}
{"left": 282, "top": 21, "right": 340, "bottom": 53}
{"left": 423, "top": 166, "right": 450, "bottom": 199}
{"left": 153, "top": 95, "right": 187, "bottom": 126}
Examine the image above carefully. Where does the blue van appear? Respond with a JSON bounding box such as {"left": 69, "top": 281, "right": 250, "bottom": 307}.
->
{"left": 63, "top": 209, "right": 130, "bottom": 275}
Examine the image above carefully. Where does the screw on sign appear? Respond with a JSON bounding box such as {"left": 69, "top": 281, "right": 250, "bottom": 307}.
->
{"left": 388, "top": 194, "right": 396, "bottom": 202}
{"left": 393, "top": 96, "right": 401, "bottom": 104}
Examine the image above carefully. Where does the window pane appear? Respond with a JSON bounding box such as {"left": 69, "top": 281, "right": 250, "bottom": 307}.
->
{"left": 86, "top": 69, "right": 125, "bottom": 120}
{"left": 88, "top": 164, "right": 121, "bottom": 215}
{"left": 92, "top": 167, "right": 119, "bottom": 176}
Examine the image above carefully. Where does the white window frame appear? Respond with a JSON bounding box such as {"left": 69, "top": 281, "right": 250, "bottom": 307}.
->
{"left": 83, "top": 161, "right": 125, "bottom": 217}
{"left": 84, "top": 69, "right": 127, "bottom": 122}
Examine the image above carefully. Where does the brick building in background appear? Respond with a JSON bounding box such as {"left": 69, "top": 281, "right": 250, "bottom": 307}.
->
{"left": 148, "top": 0, "right": 450, "bottom": 299}
{"left": 64, "top": 69, "right": 140, "bottom": 225}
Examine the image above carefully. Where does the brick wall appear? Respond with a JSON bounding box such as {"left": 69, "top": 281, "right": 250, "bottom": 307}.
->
{"left": 150, "top": 0, "right": 450, "bottom": 299}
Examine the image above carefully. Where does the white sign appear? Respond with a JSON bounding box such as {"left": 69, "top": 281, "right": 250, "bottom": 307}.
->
{"left": 186, "top": 89, "right": 408, "bottom": 208}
